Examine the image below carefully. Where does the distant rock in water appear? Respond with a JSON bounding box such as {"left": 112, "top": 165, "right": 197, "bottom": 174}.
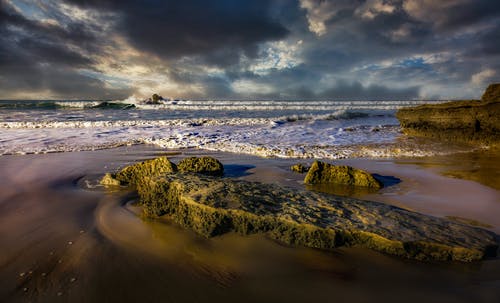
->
{"left": 178, "top": 157, "right": 224, "bottom": 176}
{"left": 396, "top": 84, "right": 500, "bottom": 146}
{"left": 100, "top": 157, "right": 497, "bottom": 262}
{"left": 143, "top": 93, "right": 168, "bottom": 104}
{"left": 304, "top": 160, "right": 383, "bottom": 189}
{"left": 91, "top": 101, "right": 135, "bottom": 110}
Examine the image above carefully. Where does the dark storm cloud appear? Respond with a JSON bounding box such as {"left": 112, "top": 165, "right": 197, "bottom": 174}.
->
{"left": 403, "top": 0, "right": 500, "bottom": 32}
{"left": 1, "top": 0, "right": 500, "bottom": 100}
{"left": 66, "top": 0, "right": 289, "bottom": 66}
{"left": 0, "top": 0, "right": 131, "bottom": 99}
{"left": 473, "top": 22, "right": 500, "bottom": 56}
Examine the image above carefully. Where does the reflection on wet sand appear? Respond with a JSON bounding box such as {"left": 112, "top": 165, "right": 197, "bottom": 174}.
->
{"left": 0, "top": 146, "right": 499, "bottom": 302}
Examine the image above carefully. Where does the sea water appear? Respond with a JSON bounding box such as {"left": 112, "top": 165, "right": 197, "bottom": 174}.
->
{"left": 0, "top": 99, "right": 463, "bottom": 158}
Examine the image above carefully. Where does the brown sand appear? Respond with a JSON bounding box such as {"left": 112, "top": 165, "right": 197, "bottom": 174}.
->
{"left": 0, "top": 145, "right": 499, "bottom": 302}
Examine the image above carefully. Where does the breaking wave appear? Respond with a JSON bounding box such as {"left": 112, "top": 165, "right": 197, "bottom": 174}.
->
{"left": 0, "top": 99, "right": 462, "bottom": 159}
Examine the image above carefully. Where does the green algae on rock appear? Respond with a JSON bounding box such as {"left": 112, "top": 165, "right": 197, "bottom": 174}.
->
{"left": 101, "top": 157, "right": 497, "bottom": 262}
{"left": 396, "top": 84, "right": 500, "bottom": 146}
{"left": 115, "top": 156, "right": 178, "bottom": 185}
{"left": 136, "top": 173, "right": 496, "bottom": 262}
{"left": 304, "top": 160, "right": 383, "bottom": 189}
{"left": 177, "top": 157, "right": 224, "bottom": 176}
{"left": 290, "top": 163, "right": 309, "bottom": 174}
{"left": 100, "top": 173, "right": 122, "bottom": 186}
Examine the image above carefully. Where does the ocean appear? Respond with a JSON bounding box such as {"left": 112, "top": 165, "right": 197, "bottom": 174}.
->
{"left": 0, "top": 99, "right": 459, "bottom": 158}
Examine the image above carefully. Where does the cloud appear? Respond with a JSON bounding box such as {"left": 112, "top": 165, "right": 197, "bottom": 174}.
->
{"left": 471, "top": 69, "right": 496, "bottom": 85}
{"left": 299, "top": 0, "right": 354, "bottom": 36}
{"left": 402, "top": 0, "right": 500, "bottom": 31}
{"left": 355, "top": 0, "right": 397, "bottom": 20}
{"left": 65, "top": 0, "right": 289, "bottom": 66}
{"left": 0, "top": 0, "right": 131, "bottom": 99}
{"left": 1, "top": 0, "right": 500, "bottom": 100}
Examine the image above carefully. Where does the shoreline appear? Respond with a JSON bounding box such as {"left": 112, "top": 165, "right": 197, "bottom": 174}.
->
{"left": 0, "top": 145, "right": 499, "bottom": 302}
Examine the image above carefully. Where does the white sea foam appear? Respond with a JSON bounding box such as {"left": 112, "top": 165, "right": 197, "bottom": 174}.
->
{"left": 129, "top": 99, "right": 444, "bottom": 111}
{"left": 0, "top": 99, "right": 462, "bottom": 158}
{"left": 54, "top": 101, "right": 101, "bottom": 108}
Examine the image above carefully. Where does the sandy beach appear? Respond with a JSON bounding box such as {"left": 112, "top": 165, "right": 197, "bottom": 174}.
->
{"left": 0, "top": 145, "right": 499, "bottom": 303}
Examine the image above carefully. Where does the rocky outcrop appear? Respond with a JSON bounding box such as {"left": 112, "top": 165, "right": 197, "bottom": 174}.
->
{"left": 101, "top": 156, "right": 223, "bottom": 187}
{"left": 481, "top": 83, "right": 500, "bottom": 102}
{"left": 396, "top": 84, "right": 500, "bottom": 146}
{"left": 177, "top": 157, "right": 224, "bottom": 176}
{"left": 102, "top": 157, "right": 497, "bottom": 262}
{"left": 304, "top": 161, "right": 383, "bottom": 189}
{"left": 105, "top": 157, "right": 178, "bottom": 187}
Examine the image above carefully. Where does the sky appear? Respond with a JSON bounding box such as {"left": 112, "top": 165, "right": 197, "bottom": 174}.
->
{"left": 0, "top": 0, "right": 499, "bottom": 100}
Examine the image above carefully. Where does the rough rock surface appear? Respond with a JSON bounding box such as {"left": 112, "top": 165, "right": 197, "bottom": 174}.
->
{"left": 290, "top": 163, "right": 309, "bottom": 173}
{"left": 102, "top": 158, "right": 497, "bottom": 262}
{"left": 114, "top": 157, "right": 178, "bottom": 186}
{"left": 304, "top": 161, "right": 383, "bottom": 189}
{"left": 100, "top": 173, "right": 122, "bottom": 186}
{"left": 177, "top": 157, "right": 224, "bottom": 176}
{"left": 396, "top": 84, "right": 500, "bottom": 146}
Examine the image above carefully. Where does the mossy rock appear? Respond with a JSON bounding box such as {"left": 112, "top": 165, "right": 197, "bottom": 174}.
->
{"left": 115, "top": 156, "right": 178, "bottom": 185}
{"left": 291, "top": 163, "right": 309, "bottom": 174}
{"left": 131, "top": 172, "right": 496, "bottom": 262}
{"left": 177, "top": 157, "right": 224, "bottom": 176}
{"left": 304, "top": 161, "right": 383, "bottom": 189}
{"left": 100, "top": 157, "right": 498, "bottom": 262}
{"left": 481, "top": 83, "right": 500, "bottom": 102}
{"left": 100, "top": 173, "right": 122, "bottom": 186}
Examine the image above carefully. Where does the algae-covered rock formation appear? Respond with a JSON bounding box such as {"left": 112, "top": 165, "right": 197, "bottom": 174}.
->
{"left": 177, "top": 157, "right": 224, "bottom": 176}
{"left": 102, "top": 157, "right": 497, "bottom": 262}
{"left": 100, "top": 156, "right": 223, "bottom": 187}
{"left": 115, "top": 156, "right": 178, "bottom": 185}
{"left": 290, "top": 163, "right": 309, "bottom": 173}
{"left": 304, "top": 160, "right": 383, "bottom": 189}
{"left": 396, "top": 84, "right": 500, "bottom": 146}
{"left": 100, "top": 173, "right": 122, "bottom": 186}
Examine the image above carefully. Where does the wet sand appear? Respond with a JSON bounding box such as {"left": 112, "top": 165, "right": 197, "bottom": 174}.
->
{"left": 0, "top": 145, "right": 499, "bottom": 303}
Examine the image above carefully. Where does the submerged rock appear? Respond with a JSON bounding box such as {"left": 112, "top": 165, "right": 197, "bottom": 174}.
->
{"left": 177, "top": 157, "right": 224, "bottom": 176}
{"left": 304, "top": 161, "right": 383, "bottom": 189}
{"left": 102, "top": 157, "right": 498, "bottom": 262}
{"left": 396, "top": 84, "right": 500, "bottom": 146}
{"left": 290, "top": 163, "right": 309, "bottom": 174}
